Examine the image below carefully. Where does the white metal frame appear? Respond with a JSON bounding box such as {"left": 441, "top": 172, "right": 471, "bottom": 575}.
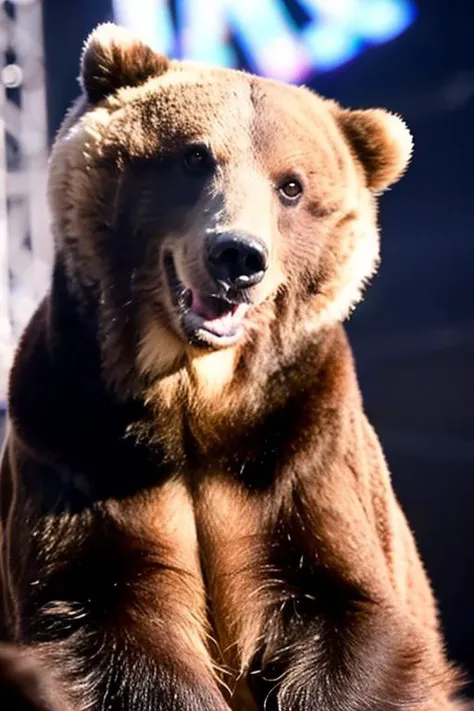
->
{"left": 0, "top": 0, "right": 51, "bottom": 407}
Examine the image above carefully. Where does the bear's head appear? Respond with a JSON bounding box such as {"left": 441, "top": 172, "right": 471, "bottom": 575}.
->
{"left": 48, "top": 23, "right": 412, "bottom": 396}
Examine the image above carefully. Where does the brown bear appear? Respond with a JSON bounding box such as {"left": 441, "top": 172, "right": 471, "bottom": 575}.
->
{"left": 0, "top": 21, "right": 467, "bottom": 711}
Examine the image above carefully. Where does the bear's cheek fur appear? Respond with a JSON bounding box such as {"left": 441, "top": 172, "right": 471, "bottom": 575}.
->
{"left": 47, "top": 108, "right": 122, "bottom": 287}
{"left": 270, "top": 183, "right": 376, "bottom": 335}
{"left": 47, "top": 97, "right": 172, "bottom": 288}
{"left": 310, "top": 192, "right": 380, "bottom": 327}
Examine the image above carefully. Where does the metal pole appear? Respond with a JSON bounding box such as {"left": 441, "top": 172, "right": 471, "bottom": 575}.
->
{"left": 0, "top": 0, "right": 50, "bottom": 407}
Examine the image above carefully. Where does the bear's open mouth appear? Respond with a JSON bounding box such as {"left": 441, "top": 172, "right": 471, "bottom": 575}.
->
{"left": 164, "top": 253, "right": 249, "bottom": 346}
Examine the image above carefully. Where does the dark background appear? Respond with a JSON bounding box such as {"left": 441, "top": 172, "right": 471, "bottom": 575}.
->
{"left": 3, "top": 0, "right": 474, "bottom": 696}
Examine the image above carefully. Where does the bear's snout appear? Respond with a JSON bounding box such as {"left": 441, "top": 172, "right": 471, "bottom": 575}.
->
{"left": 206, "top": 231, "right": 268, "bottom": 291}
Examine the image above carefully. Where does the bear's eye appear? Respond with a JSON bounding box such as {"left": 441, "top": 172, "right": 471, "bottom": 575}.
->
{"left": 183, "top": 145, "right": 213, "bottom": 173}
{"left": 278, "top": 178, "right": 303, "bottom": 203}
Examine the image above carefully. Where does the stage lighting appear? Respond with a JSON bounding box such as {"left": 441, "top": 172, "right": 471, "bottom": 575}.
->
{"left": 113, "top": 0, "right": 417, "bottom": 82}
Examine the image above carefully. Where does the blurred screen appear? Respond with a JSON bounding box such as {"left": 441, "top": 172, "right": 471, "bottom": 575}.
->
{"left": 113, "top": 0, "right": 417, "bottom": 82}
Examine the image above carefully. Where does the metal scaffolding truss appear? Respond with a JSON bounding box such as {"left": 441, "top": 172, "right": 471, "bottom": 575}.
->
{"left": 0, "top": 0, "right": 51, "bottom": 408}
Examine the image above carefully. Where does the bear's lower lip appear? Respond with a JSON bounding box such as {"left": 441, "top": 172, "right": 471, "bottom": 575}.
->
{"left": 163, "top": 253, "right": 248, "bottom": 346}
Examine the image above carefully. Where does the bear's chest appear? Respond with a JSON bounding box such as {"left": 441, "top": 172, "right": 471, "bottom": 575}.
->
{"left": 112, "top": 470, "right": 276, "bottom": 684}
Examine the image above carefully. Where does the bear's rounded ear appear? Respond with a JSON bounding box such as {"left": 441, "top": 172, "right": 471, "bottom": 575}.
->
{"left": 80, "top": 23, "right": 169, "bottom": 104}
{"left": 335, "top": 107, "right": 413, "bottom": 191}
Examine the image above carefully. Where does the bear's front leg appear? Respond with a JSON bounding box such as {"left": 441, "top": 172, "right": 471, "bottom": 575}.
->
{"left": 197, "top": 473, "right": 444, "bottom": 711}
{"left": 2, "top": 462, "right": 231, "bottom": 711}
{"left": 0, "top": 640, "right": 227, "bottom": 711}
{"left": 19, "top": 619, "right": 230, "bottom": 711}
{"left": 19, "top": 529, "right": 231, "bottom": 711}
{"left": 243, "top": 482, "right": 457, "bottom": 711}
{"left": 30, "top": 632, "right": 229, "bottom": 711}
{"left": 248, "top": 590, "right": 431, "bottom": 711}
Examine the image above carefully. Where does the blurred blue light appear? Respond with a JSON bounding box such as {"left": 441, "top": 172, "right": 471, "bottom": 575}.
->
{"left": 113, "top": 0, "right": 417, "bottom": 81}
{"left": 114, "top": 0, "right": 174, "bottom": 55}
{"left": 354, "top": 0, "right": 417, "bottom": 43}
{"left": 175, "top": 0, "right": 234, "bottom": 66}
{"left": 302, "top": 23, "right": 362, "bottom": 70}
{"left": 224, "top": 0, "right": 312, "bottom": 81}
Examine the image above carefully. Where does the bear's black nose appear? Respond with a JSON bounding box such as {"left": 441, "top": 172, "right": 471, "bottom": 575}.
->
{"left": 206, "top": 232, "right": 268, "bottom": 289}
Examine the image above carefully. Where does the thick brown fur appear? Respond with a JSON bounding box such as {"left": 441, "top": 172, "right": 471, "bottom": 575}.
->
{"left": 0, "top": 22, "right": 469, "bottom": 711}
